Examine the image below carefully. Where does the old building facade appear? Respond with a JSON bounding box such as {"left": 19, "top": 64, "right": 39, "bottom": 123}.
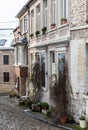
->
{"left": 0, "top": 37, "right": 15, "bottom": 94}
{"left": 13, "top": 7, "right": 29, "bottom": 96}
{"left": 13, "top": 0, "right": 88, "bottom": 121}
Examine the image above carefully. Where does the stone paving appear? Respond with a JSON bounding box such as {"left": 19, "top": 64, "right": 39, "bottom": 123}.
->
{"left": 0, "top": 96, "right": 64, "bottom": 130}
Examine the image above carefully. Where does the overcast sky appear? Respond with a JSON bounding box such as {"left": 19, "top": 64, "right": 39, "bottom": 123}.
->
{"left": 0, "top": 0, "right": 28, "bottom": 28}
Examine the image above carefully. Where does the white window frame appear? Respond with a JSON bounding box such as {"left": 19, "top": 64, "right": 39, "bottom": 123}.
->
{"left": 31, "top": 9, "right": 34, "bottom": 33}
{"left": 20, "top": 15, "right": 28, "bottom": 34}
{"left": 60, "top": 0, "right": 67, "bottom": 18}
{"left": 43, "top": 0, "right": 47, "bottom": 27}
{"left": 36, "top": 4, "right": 41, "bottom": 31}
{"left": 51, "top": 0, "right": 56, "bottom": 24}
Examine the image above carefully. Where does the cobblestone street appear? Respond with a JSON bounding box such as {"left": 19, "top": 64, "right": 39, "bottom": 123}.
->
{"left": 0, "top": 96, "right": 64, "bottom": 130}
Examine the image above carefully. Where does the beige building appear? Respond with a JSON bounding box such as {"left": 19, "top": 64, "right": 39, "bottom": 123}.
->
{"left": 28, "top": 0, "right": 69, "bottom": 107}
{"left": 13, "top": 7, "right": 29, "bottom": 96}
{"left": 14, "top": 0, "right": 88, "bottom": 121}
{"left": 0, "top": 37, "right": 15, "bottom": 94}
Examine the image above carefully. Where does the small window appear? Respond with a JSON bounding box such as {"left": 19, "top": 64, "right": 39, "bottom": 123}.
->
{"left": 3, "top": 55, "right": 9, "bottom": 64}
{"left": 3, "top": 72, "right": 9, "bottom": 82}
{"left": 51, "top": 51, "right": 55, "bottom": 63}
{"left": 31, "top": 53, "right": 33, "bottom": 61}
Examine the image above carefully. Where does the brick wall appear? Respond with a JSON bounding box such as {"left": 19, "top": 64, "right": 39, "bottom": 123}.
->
{"left": 0, "top": 49, "right": 15, "bottom": 93}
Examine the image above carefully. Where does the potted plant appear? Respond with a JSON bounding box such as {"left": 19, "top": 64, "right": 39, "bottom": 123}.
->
{"left": 60, "top": 115, "right": 68, "bottom": 124}
{"left": 35, "top": 30, "right": 40, "bottom": 37}
{"left": 31, "top": 102, "right": 40, "bottom": 112}
{"left": 47, "top": 109, "right": 53, "bottom": 117}
{"left": 41, "top": 26, "right": 47, "bottom": 35}
{"left": 19, "top": 98, "right": 25, "bottom": 106}
{"left": 40, "top": 102, "right": 49, "bottom": 114}
{"left": 61, "top": 17, "right": 67, "bottom": 25}
{"left": 30, "top": 33, "right": 34, "bottom": 39}
{"left": 79, "top": 116, "right": 87, "bottom": 128}
{"left": 50, "top": 23, "right": 56, "bottom": 29}
{"left": 24, "top": 98, "right": 32, "bottom": 109}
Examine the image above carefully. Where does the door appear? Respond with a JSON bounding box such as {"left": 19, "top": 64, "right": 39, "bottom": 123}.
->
{"left": 58, "top": 53, "right": 66, "bottom": 87}
{"left": 40, "top": 53, "right": 46, "bottom": 87}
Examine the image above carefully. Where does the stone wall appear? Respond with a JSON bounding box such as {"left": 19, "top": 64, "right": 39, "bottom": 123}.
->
{"left": 71, "top": 28, "right": 88, "bottom": 40}
{"left": 71, "top": 0, "right": 87, "bottom": 27}
{"left": 69, "top": 38, "right": 88, "bottom": 120}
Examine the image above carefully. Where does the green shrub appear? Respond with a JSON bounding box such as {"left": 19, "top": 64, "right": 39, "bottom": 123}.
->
{"left": 41, "top": 26, "right": 47, "bottom": 35}
{"left": 24, "top": 99, "right": 32, "bottom": 106}
{"left": 40, "top": 102, "right": 49, "bottom": 110}
{"left": 30, "top": 33, "right": 34, "bottom": 39}
{"left": 47, "top": 109, "right": 52, "bottom": 116}
{"left": 35, "top": 30, "right": 40, "bottom": 37}
{"left": 73, "top": 125, "right": 86, "bottom": 130}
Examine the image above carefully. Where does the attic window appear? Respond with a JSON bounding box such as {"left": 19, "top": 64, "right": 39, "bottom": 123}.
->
{"left": 0, "top": 39, "right": 7, "bottom": 46}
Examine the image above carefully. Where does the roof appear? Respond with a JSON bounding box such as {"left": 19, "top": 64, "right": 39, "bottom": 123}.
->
{"left": 21, "top": 37, "right": 28, "bottom": 43}
{"left": 12, "top": 37, "right": 28, "bottom": 47}
{"left": 16, "top": 0, "right": 33, "bottom": 18}
{"left": 0, "top": 30, "right": 14, "bottom": 50}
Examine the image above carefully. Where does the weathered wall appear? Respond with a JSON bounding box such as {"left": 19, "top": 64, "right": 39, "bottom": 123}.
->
{"left": 0, "top": 50, "right": 15, "bottom": 93}
{"left": 71, "top": 0, "right": 87, "bottom": 27}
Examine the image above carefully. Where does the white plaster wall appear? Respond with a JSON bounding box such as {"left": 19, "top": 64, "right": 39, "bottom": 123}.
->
{"left": 70, "top": 39, "right": 86, "bottom": 94}
{"left": 70, "top": 39, "right": 87, "bottom": 121}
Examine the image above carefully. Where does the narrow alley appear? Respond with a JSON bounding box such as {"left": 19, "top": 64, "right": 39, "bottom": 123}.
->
{"left": 0, "top": 96, "right": 64, "bottom": 130}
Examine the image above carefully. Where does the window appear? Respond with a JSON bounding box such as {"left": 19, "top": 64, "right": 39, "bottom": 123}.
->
{"left": 3, "top": 55, "right": 9, "bottom": 64}
{"left": 51, "top": 0, "right": 56, "bottom": 24}
{"left": 51, "top": 51, "right": 55, "bottom": 63}
{"left": 43, "top": 0, "right": 47, "bottom": 27}
{"left": 3, "top": 72, "right": 9, "bottom": 82}
{"left": 20, "top": 15, "right": 28, "bottom": 34}
{"left": 31, "top": 53, "right": 33, "bottom": 61}
{"left": 36, "top": 4, "right": 41, "bottom": 30}
{"left": 31, "top": 10, "right": 34, "bottom": 33}
{"left": 24, "top": 15, "right": 28, "bottom": 32}
{"left": 60, "top": 0, "right": 66, "bottom": 18}
{"left": 20, "top": 19, "right": 23, "bottom": 33}
{"left": 40, "top": 53, "right": 45, "bottom": 87}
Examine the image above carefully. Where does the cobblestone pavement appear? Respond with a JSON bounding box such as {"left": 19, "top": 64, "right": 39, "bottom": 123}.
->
{"left": 0, "top": 96, "right": 64, "bottom": 130}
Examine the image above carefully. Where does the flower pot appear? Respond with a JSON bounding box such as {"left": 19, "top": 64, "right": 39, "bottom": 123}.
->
{"left": 60, "top": 116, "right": 68, "bottom": 124}
{"left": 19, "top": 101, "right": 25, "bottom": 106}
{"left": 32, "top": 104, "right": 39, "bottom": 112}
{"left": 79, "top": 119, "right": 87, "bottom": 128}
{"left": 42, "top": 109, "right": 47, "bottom": 114}
{"left": 50, "top": 24, "right": 56, "bottom": 29}
{"left": 61, "top": 19, "right": 67, "bottom": 25}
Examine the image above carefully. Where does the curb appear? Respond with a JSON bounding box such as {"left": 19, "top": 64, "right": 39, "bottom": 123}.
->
{"left": 25, "top": 111, "right": 73, "bottom": 130}
{"left": 5, "top": 97, "right": 73, "bottom": 130}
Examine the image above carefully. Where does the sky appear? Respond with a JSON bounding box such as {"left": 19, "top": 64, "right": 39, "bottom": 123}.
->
{"left": 0, "top": 0, "right": 28, "bottom": 37}
{"left": 0, "top": 0, "right": 28, "bottom": 29}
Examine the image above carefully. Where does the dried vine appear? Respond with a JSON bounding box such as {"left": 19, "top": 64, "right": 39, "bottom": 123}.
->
{"left": 50, "top": 59, "right": 69, "bottom": 119}
{"left": 31, "top": 61, "right": 42, "bottom": 102}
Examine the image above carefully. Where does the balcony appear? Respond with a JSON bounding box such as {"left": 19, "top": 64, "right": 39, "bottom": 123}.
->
{"left": 30, "top": 24, "right": 70, "bottom": 48}
{"left": 14, "top": 65, "right": 28, "bottom": 77}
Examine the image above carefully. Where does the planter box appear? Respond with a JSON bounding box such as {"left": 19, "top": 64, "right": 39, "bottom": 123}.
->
{"left": 32, "top": 104, "right": 39, "bottom": 112}
{"left": 50, "top": 24, "right": 56, "bottom": 29}
{"left": 79, "top": 120, "right": 87, "bottom": 128}
{"left": 61, "top": 19, "right": 67, "bottom": 25}
{"left": 42, "top": 109, "right": 47, "bottom": 114}
{"left": 19, "top": 101, "right": 25, "bottom": 106}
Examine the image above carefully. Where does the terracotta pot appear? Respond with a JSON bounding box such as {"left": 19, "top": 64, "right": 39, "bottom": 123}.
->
{"left": 61, "top": 19, "right": 67, "bottom": 25}
{"left": 60, "top": 116, "right": 68, "bottom": 124}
